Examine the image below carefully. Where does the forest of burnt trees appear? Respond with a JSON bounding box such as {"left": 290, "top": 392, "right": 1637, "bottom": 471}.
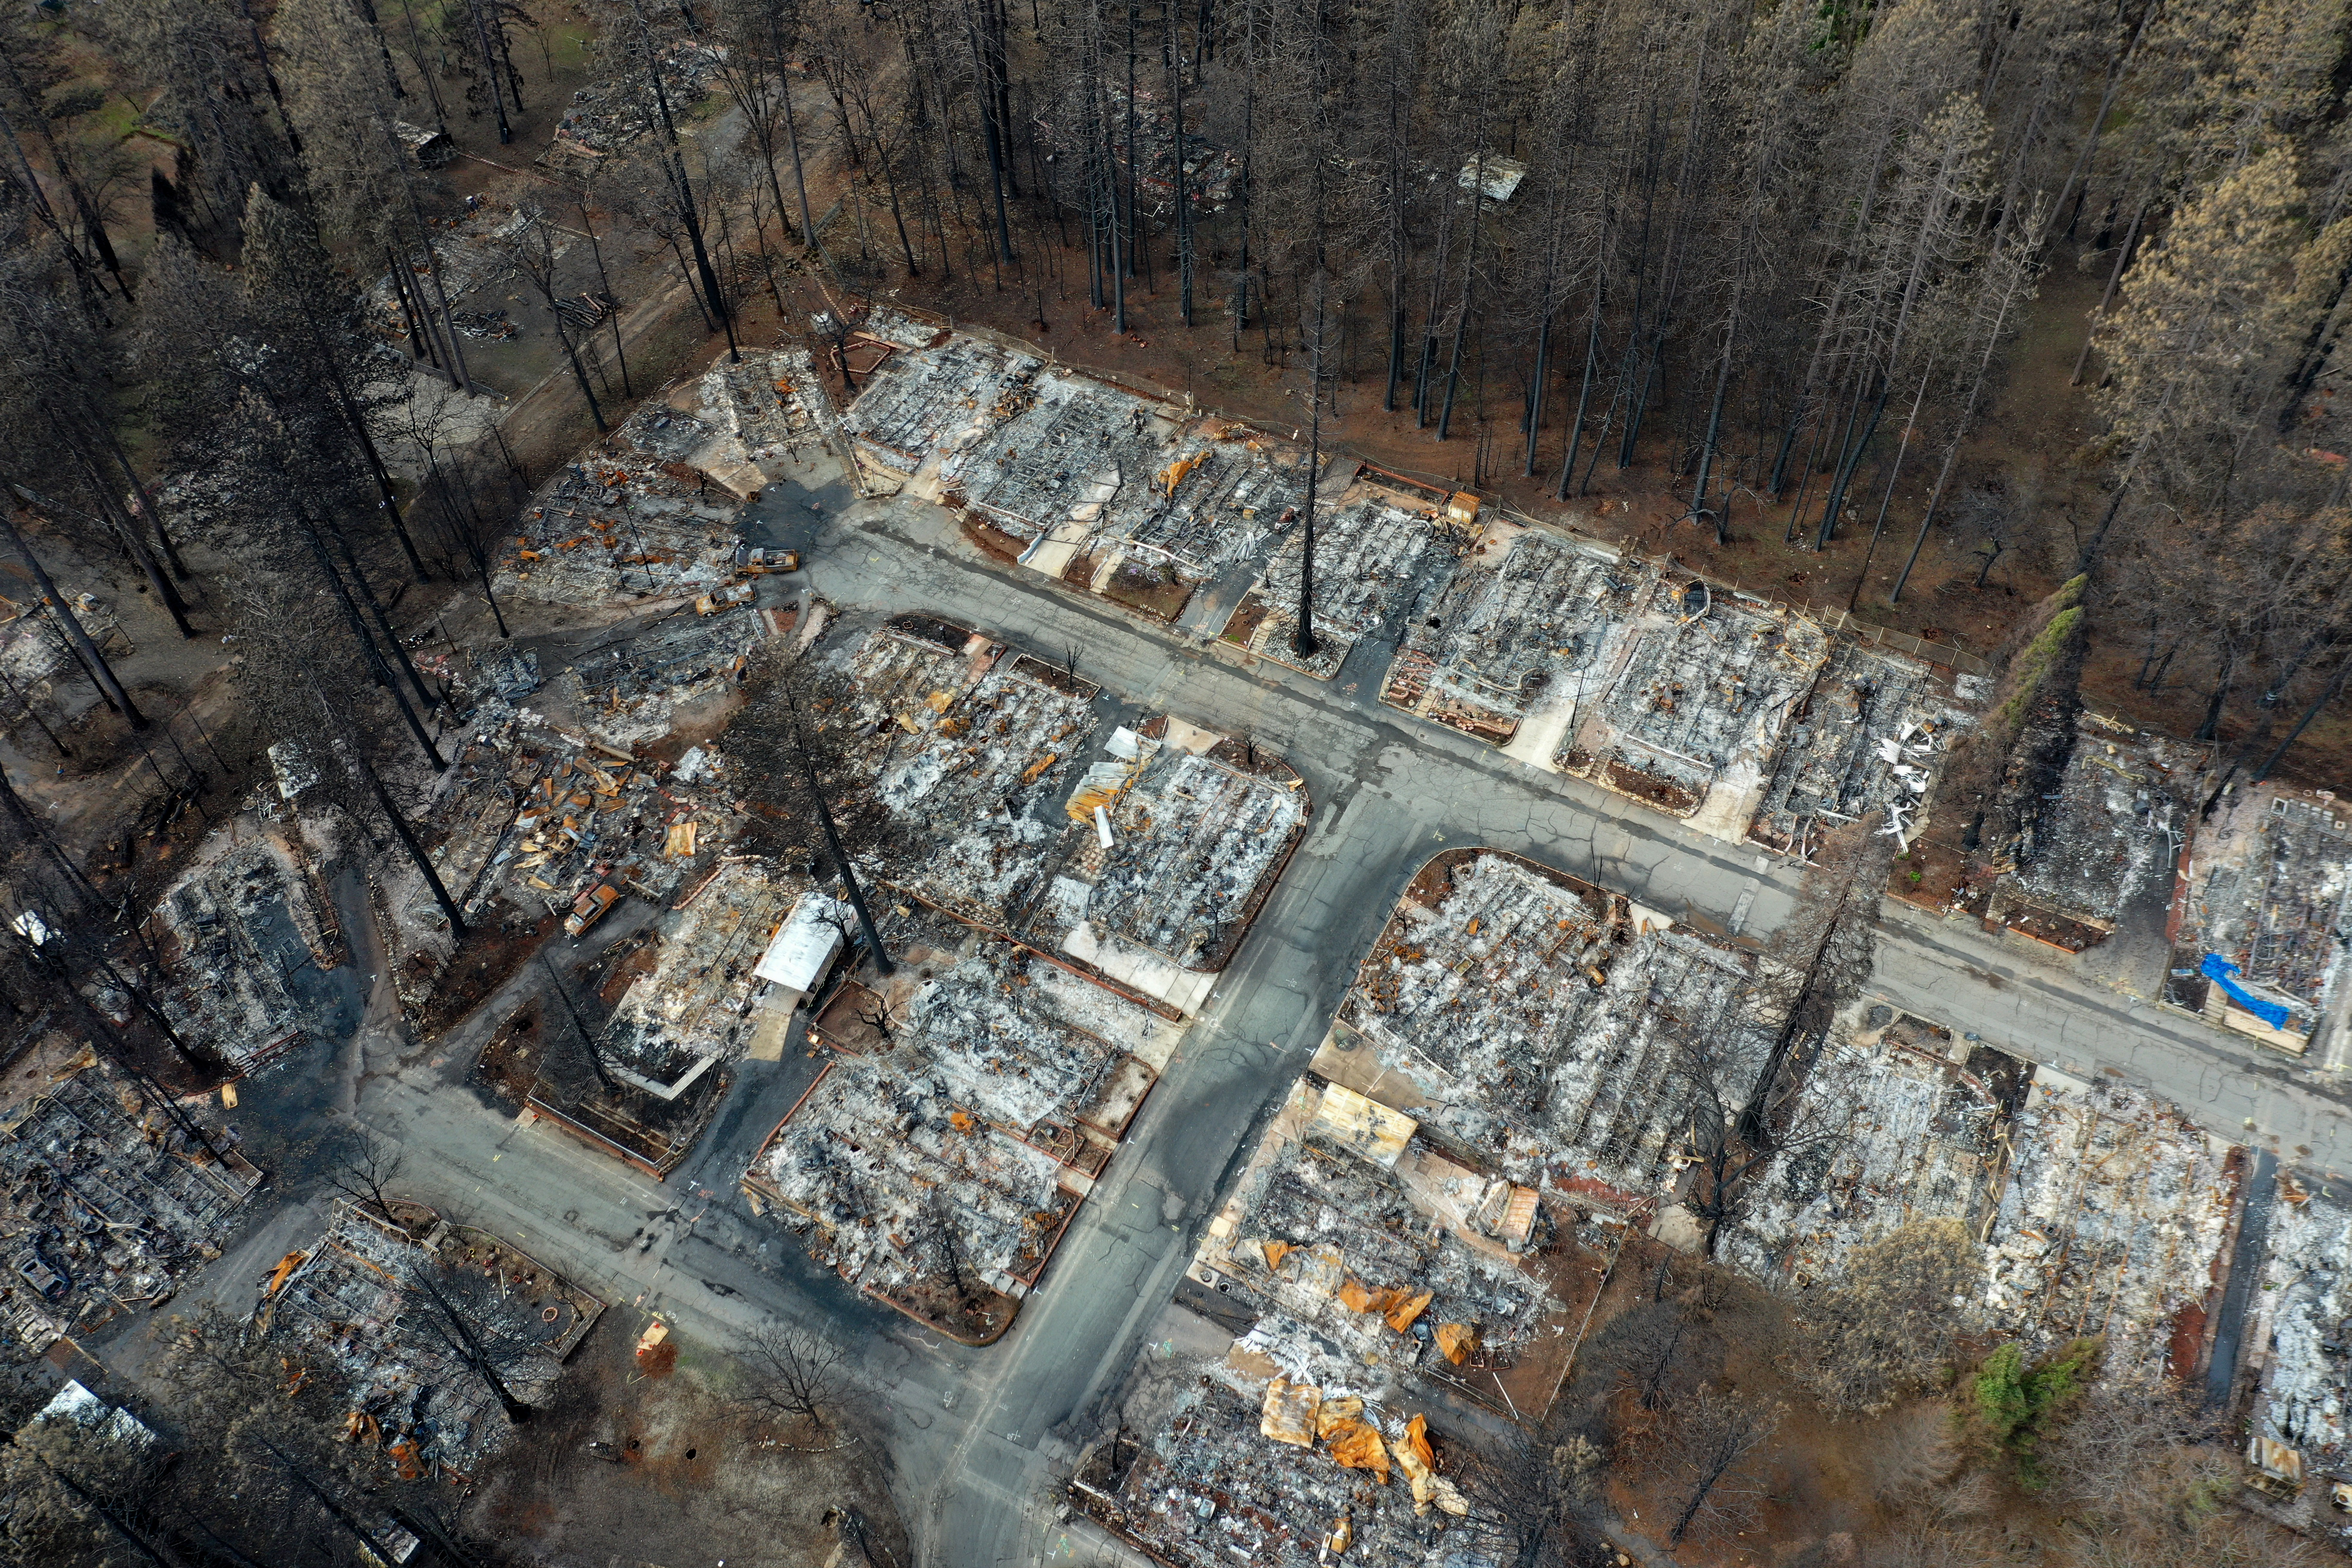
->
{"left": 0, "top": 0, "right": 2345, "bottom": 806}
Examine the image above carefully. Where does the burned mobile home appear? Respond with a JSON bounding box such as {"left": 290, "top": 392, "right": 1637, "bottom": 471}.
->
{"left": 742, "top": 905, "right": 1183, "bottom": 1342}
{"left": 0, "top": 1046, "right": 262, "bottom": 1351}
{"left": 1187, "top": 1074, "right": 1571, "bottom": 1413}
{"left": 2245, "top": 1172, "right": 2352, "bottom": 1516}
{"left": 1312, "top": 848, "right": 1779, "bottom": 1207}
{"left": 1220, "top": 477, "right": 1472, "bottom": 680}
{"left": 1069, "top": 1338, "right": 1500, "bottom": 1567}
{"left": 830, "top": 614, "right": 1102, "bottom": 932}
{"left": 258, "top": 1200, "right": 603, "bottom": 1478}
{"left": 1745, "top": 642, "right": 1951, "bottom": 858}
{"left": 1979, "top": 1071, "right": 2239, "bottom": 1379}
{"left": 1023, "top": 717, "right": 1308, "bottom": 1013}
{"left": 2170, "top": 786, "right": 2352, "bottom": 1051}
{"left": 524, "top": 860, "right": 806, "bottom": 1177}
{"left": 1379, "top": 519, "right": 1637, "bottom": 750}
{"left": 1717, "top": 1009, "right": 2029, "bottom": 1287}
{"left": 153, "top": 835, "right": 353, "bottom": 1074}
{"left": 1982, "top": 711, "right": 2193, "bottom": 955}
{"left": 1556, "top": 574, "right": 1829, "bottom": 824}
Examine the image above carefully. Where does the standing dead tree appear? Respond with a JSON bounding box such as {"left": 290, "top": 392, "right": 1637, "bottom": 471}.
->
{"left": 736, "top": 1320, "right": 855, "bottom": 1433}
{"left": 401, "top": 1252, "right": 547, "bottom": 1425}
{"left": 1664, "top": 1387, "right": 1781, "bottom": 1544}
{"left": 730, "top": 646, "right": 902, "bottom": 975}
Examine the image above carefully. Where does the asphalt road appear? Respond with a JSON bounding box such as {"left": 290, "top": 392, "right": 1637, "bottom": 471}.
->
{"left": 181, "top": 448, "right": 2352, "bottom": 1568}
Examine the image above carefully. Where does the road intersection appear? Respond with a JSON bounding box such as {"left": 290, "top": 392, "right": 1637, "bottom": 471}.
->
{"left": 214, "top": 448, "right": 2352, "bottom": 1566}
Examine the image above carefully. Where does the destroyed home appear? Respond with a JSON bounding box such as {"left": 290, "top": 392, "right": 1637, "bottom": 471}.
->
{"left": 840, "top": 329, "right": 1038, "bottom": 487}
{"left": 540, "top": 38, "right": 723, "bottom": 171}
{"left": 1187, "top": 1076, "right": 1564, "bottom": 1409}
{"left": 1987, "top": 711, "right": 2192, "bottom": 953}
{"left": 2248, "top": 1173, "right": 2352, "bottom": 1493}
{"left": 1069, "top": 1356, "right": 1491, "bottom": 1567}
{"left": 1979, "top": 1071, "right": 2238, "bottom": 1378}
{"left": 500, "top": 433, "right": 744, "bottom": 611}
{"left": 1558, "top": 578, "right": 1829, "bottom": 823}
{"left": 744, "top": 905, "right": 1183, "bottom": 1341}
{"left": 258, "top": 1200, "right": 602, "bottom": 1478}
{"left": 1717, "top": 1009, "right": 2028, "bottom": 1288}
{"left": 523, "top": 859, "right": 806, "bottom": 1175}
{"left": 1746, "top": 642, "right": 1953, "bottom": 858}
{"left": 1379, "top": 519, "right": 1637, "bottom": 748}
{"left": 1222, "top": 477, "right": 1470, "bottom": 680}
{"left": 830, "top": 614, "right": 1102, "bottom": 931}
{"left": 1025, "top": 717, "right": 1307, "bottom": 1011}
{"left": 0, "top": 1047, "right": 262, "bottom": 1351}
{"left": 1317, "top": 848, "right": 1778, "bottom": 1208}
{"left": 2171, "top": 787, "right": 2352, "bottom": 1048}
{"left": 153, "top": 835, "right": 352, "bottom": 1073}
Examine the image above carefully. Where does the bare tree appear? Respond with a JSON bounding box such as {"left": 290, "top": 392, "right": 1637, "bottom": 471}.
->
{"left": 1664, "top": 1386, "right": 1780, "bottom": 1545}
{"left": 736, "top": 1320, "right": 855, "bottom": 1432}
{"left": 402, "top": 1252, "right": 547, "bottom": 1425}
{"left": 1785, "top": 1217, "right": 1981, "bottom": 1415}
{"left": 730, "top": 646, "right": 903, "bottom": 976}
{"left": 318, "top": 1126, "right": 408, "bottom": 1222}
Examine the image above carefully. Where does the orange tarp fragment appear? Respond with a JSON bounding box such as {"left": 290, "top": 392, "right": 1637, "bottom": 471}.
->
{"left": 1394, "top": 1422, "right": 1435, "bottom": 1512}
{"left": 1384, "top": 1289, "right": 1435, "bottom": 1333}
{"left": 1324, "top": 1418, "right": 1390, "bottom": 1482}
{"left": 1434, "top": 1323, "right": 1479, "bottom": 1365}
{"left": 1260, "top": 1377, "right": 1320, "bottom": 1448}
{"left": 1315, "top": 1395, "right": 1364, "bottom": 1440}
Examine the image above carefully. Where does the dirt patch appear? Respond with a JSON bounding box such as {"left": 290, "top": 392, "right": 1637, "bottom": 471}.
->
{"left": 416, "top": 904, "right": 559, "bottom": 1038}
{"left": 466, "top": 1309, "right": 907, "bottom": 1568}
{"left": 1099, "top": 557, "right": 1192, "bottom": 622}
{"left": 473, "top": 1001, "right": 542, "bottom": 1107}
{"left": 959, "top": 512, "right": 1031, "bottom": 563}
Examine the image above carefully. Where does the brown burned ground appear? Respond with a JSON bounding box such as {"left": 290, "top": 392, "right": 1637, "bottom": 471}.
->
{"left": 416, "top": 905, "right": 563, "bottom": 1038}
{"left": 465, "top": 1308, "right": 908, "bottom": 1568}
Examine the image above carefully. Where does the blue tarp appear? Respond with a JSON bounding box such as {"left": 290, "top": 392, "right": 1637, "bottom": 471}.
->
{"left": 2201, "top": 953, "right": 2293, "bottom": 1030}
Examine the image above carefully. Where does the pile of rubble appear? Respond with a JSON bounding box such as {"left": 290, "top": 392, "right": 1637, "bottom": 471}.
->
{"left": 554, "top": 604, "right": 763, "bottom": 751}
{"left": 1718, "top": 1010, "right": 2027, "bottom": 1287}
{"left": 1980, "top": 1072, "right": 2237, "bottom": 1377}
{"left": 499, "top": 452, "right": 741, "bottom": 610}
{"left": 598, "top": 859, "right": 805, "bottom": 1081}
{"left": 745, "top": 907, "right": 1182, "bottom": 1340}
{"left": 1069, "top": 1371, "right": 1486, "bottom": 1567}
{"left": 1191, "top": 1078, "right": 1557, "bottom": 1383}
{"left": 153, "top": 834, "right": 349, "bottom": 1072}
{"left": 697, "top": 346, "right": 841, "bottom": 481}
{"left": 1040, "top": 720, "right": 1308, "bottom": 979}
{"left": 842, "top": 331, "right": 1036, "bottom": 485}
{"left": 0, "top": 1047, "right": 261, "bottom": 1350}
{"left": 367, "top": 207, "right": 543, "bottom": 342}
{"left": 258, "top": 1201, "right": 600, "bottom": 1478}
{"left": 1559, "top": 583, "right": 1828, "bottom": 821}
{"left": 1222, "top": 480, "right": 1470, "bottom": 679}
{"left": 833, "top": 616, "right": 1101, "bottom": 930}
{"left": 541, "top": 39, "right": 724, "bottom": 172}
{"left": 1323, "top": 849, "right": 1775, "bottom": 1207}
{"left": 1746, "top": 643, "right": 1950, "bottom": 858}
{"left": 2172, "top": 787, "right": 2352, "bottom": 1046}
{"left": 2250, "top": 1174, "right": 2352, "bottom": 1485}
{"left": 1380, "top": 521, "right": 1635, "bottom": 746}
{"left": 1988, "top": 711, "right": 2191, "bottom": 952}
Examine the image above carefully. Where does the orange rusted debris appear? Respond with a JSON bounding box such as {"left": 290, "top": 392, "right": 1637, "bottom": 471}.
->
{"left": 1314, "top": 1395, "right": 1364, "bottom": 1441}
{"left": 1324, "top": 1418, "right": 1390, "bottom": 1482}
{"left": 1261, "top": 1240, "right": 1292, "bottom": 1271}
{"left": 1433, "top": 1323, "right": 1479, "bottom": 1365}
